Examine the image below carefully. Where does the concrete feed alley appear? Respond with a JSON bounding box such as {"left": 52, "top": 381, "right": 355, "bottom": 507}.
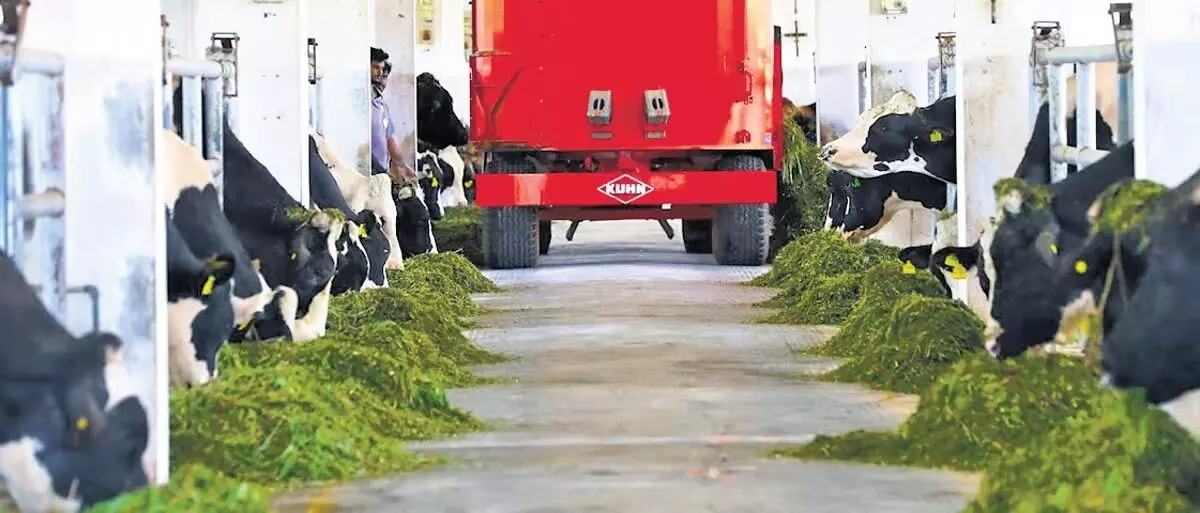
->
{"left": 279, "top": 220, "right": 979, "bottom": 512}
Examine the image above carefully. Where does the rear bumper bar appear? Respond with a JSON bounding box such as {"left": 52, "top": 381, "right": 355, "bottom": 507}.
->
{"left": 475, "top": 171, "right": 778, "bottom": 207}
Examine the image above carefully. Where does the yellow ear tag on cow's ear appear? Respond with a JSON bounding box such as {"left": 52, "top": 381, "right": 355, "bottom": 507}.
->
{"left": 200, "top": 275, "right": 216, "bottom": 297}
{"left": 950, "top": 265, "right": 968, "bottom": 280}
{"left": 1049, "top": 243, "right": 1058, "bottom": 255}
{"left": 357, "top": 224, "right": 368, "bottom": 238}
{"left": 1074, "top": 260, "right": 1088, "bottom": 274}
{"left": 430, "top": 177, "right": 439, "bottom": 188}
{"left": 290, "top": 252, "right": 298, "bottom": 261}
{"left": 75, "top": 416, "right": 89, "bottom": 431}
{"left": 902, "top": 261, "right": 917, "bottom": 275}
{"left": 236, "top": 319, "right": 252, "bottom": 331}
{"left": 929, "top": 129, "right": 944, "bottom": 143}
{"left": 464, "top": 179, "right": 474, "bottom": 187}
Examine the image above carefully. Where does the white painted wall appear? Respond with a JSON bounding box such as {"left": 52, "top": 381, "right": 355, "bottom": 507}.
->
{"left": 953, "top": 0, "right": 1118, "bottom": 309}
{"left": 773, "top": 0, "right": 818, "bottom": 105}
{"left": 1133, "top": 0, "right": 1200, "bottom": 187}
{"left": 376, "top": 0, "right": 417, "bottom": 171}
{"left": 309, "top": 0, "right": 375, "bottom": 174}
{"left": 26, "top": 0, "right": 168, "bottom": 483}
{"left": 415, "top": 0, "right": 470, "bottom": 126}
{"left": 814, "top": 0, "right": 868, "bottom": 139}
{"left": 164, "top": 0, "right": 311, "bottom": 203}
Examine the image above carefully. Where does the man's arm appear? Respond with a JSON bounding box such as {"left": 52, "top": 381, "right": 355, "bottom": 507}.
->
{"left": 385, "top": 136, "right": 416, "bottom": 183}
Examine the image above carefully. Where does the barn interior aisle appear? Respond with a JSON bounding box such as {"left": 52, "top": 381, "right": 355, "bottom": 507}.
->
{"left": 271, "top": 220, "right": 977, "bottom": 512}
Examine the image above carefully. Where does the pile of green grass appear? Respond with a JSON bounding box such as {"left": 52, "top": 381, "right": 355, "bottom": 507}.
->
{"left": 779, "top": 354, "right": 1102, "bottom": 471}
{"left": 769, "top": 118, "right": 830, "bottom": 261}
{"left": 967, "top": 390, "right": 1200, "bottom": 512}
{"left": 86, "top": 253, "right": 504, "bottom": 510}
{"left": 751, "top": 231, "right": 898, "bottom": 325}
{"left": 820, "top": 293, "right": 984, "bottom": 394}
{"left": 432, "top": 206, "right": 485, "bottom": 267}
{"left": 87, "top": 465, "right": 272, "bottom": 513}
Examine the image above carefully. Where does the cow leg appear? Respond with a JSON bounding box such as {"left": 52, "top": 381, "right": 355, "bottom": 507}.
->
{"left": 566, "top": 221, "right": 582, "bottom": 241}
{"left": 657, "top": 219, "right": 675, "bottom": 239}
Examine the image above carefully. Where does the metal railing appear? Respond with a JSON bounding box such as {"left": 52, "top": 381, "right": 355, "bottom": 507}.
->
{"left": 1029, "top": 3, "right": 1134, "bottom": 183}
{"left": 164, "top": 56, "right": 227, "bottom": 203}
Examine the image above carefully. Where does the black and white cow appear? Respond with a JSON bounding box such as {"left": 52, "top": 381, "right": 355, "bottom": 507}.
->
{"left": 416, "top": 72, "right": 469, "bottom": 150}
{"left": 164, "top": 209, "right": 235, "bottom": 387}
{"left": 394, "top": 180, "right": 437, "bottom": 258}
{"left": 222, "top": 121, "right": 343, "bottom": 342}
{"left": 1097, "top": 172, "right": 1200, "bottom": 404}
{"left": 937, "top": 141, "right": 1135, "bottom": 359}
{"left": 161, "top": 128, "right": 286, "bottom": 345}
{"left": 310, "top": 132, "right": 404, "bottom": 271}
{"left": 416, "top": 141, "right": 446, "bottom": 223}
{"left": 818, "top": 92, "right": 958, "bottom": 183}
{"left": 0, "top": 252, "right": 149, "bottom": 510}
{"left": 308, "top": 134, "right": 389, "bottom": 294}
{"left": 824, "top": 169, "right": 950, "bottom": 243}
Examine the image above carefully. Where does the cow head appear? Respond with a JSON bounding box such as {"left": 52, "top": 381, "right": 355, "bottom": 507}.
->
{"left": 393, "top": 183, "right": 435, "bottom": 257}
{"left": 1, "top": 333, "right": 149, "bottom": 511}
{"left": 826, "top": 171, "right": 949, "bottom": 243}
{"left": 284, "top": 211, "right": 344, "bottom": 319}
{"left": 416, "top": 72, "right": 468, "bottom": 149}
{"left": 354, "top": 211, "right": 390, "bottom": 288}
{"left": 329, "top": 219, "right": 370, "bottom": 296}
{"left": 1099, "top": 193, "right": 1200, "bottom": 404}
{"left": 819, "top": 91, "right": 956, "bottom": 183}
{"left": 416, "top": 147, "right": 445, "bottom": 221}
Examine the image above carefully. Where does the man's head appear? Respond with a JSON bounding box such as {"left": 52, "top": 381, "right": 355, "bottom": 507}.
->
{"left": 370, "top": 47, "right": 389, "bottom": 88}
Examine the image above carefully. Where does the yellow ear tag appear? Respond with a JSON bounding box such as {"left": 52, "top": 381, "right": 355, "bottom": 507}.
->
{"left": 236, "top": 319, "right": 252, "bottom": 331}
{"left": 200, "top": 275, "right": 216, "bottom": 297}
{"left": 902, "top": 261, "right": 917, "bottom": 275}
{"left": 357, "top": 224, "right": 368, "bottom": 238}
{"left": 950, "top": 265, "right": 968, "bottom": 280}
{"left": 464, "top": 179, "right": 474, "bottom": 187}
{"left": 1049, "top": 243, "right": 1058, "bottom": 255}
{"left": 929, "top": 129, "right": 944, "bottom": 143}
{"left": 75, "top": 416, "right": 89, "bottom": 431}
{"left": 290, "top": 252, "right": 298, "bottom": 261}
{"left": 1074, "top": 260, "right": 1088, "bottom": 274}
{"left": 430, "top": 177, "right": 439, "bottom": 188}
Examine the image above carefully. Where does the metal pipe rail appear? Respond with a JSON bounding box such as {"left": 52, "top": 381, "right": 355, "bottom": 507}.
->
{"left": 164, "top": 57, "right": 226, "bottom": 204}
{"left": 1029, "top": 3, "right": 1133, "bottom": 184}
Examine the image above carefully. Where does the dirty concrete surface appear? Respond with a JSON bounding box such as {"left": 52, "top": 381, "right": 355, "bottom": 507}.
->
{"left": 277, "top": 220, "right": 979, "bottom": 512}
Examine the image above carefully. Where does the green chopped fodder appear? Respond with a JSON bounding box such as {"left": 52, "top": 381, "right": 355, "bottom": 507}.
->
{"left": 768, "top": 119, "right": 830, "bottom": 259}
{"left": 1090, "top": 178, "right": 1169, "bottom": 235}
{"left": 432, "top": 206, "right": 485, "bottom": 266}
{"left": 327, "top": 286, "right": 506, "bottom": 366}
{"left": 754, "top": 231, "right": 897, "bottom": 307}
{"left": 86, "top": 465, "right": 271, "bottom": 513}
{"left": 821, "top": 294, "right": 985, "bottom": 393}
{"left": 966, "top": 389, "right": 1200, "bottom": 512}
{"left": 756, "top": 272, "right": 863, "bottom": 325}
{"left": 805, "top": 260, "right": 945, "bottom": 358}
{"left": 779, "top": 354, "right": 1102, "bottom": 471}
{"left": 170, "top": 364, "right": 438, "bottom": 487}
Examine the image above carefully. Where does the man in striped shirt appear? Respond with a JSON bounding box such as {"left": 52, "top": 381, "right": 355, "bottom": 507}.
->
{"left": 370, "top": 47, "right": 416, "bottom": 182}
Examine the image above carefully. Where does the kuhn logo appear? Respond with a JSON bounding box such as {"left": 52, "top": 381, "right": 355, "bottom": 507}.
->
{"left": 597, "top": 174, "right": 655, "bottom": 204}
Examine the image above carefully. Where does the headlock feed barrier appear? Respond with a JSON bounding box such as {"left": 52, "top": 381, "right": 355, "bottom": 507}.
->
{"left": 161, "top": 16, "right": 233, "bottom": 203}
{"left": 0, "top": 2, "right": 102, "bottom": 329}
{"left": 1030, "top": 2, "right": 1134, "bottom": 184}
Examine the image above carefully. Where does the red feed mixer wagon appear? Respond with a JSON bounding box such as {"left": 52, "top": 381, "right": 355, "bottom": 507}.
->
{"left": 470, "top": 0, "right": 783, "bottom": 269}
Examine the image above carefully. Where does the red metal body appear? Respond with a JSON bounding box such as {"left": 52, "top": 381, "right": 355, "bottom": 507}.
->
{"left": 470, "top": 0, "right": 781, "bottom": 215}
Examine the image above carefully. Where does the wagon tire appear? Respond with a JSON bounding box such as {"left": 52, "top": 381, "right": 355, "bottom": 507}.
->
{"left": 482, "top": 156, "right": 540, "bottom": 269}
{"left": 712, "top": 155, "right": 772, "bottom": 266}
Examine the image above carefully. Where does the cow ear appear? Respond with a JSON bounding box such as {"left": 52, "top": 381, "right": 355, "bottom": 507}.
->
{"left": 933, "top": 246, "right": 979, "bottom": 280}
{"left": 199, "top": 254, "right": 236, "bottom": 297}
{"left": 899, "top": 245, "right": 933, "bottom": 269}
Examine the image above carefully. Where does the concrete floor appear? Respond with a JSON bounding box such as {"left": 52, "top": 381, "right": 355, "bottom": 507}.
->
{"left": 275, "top": 220, "right": 979, "bottom": 512}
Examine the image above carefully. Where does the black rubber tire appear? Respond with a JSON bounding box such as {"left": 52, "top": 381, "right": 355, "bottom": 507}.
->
{"left": 682, "top": 220, "right": 713, "bottom": 254}
{"left": 712, "top": 155, "right": 772, "bottom": 266}
{"left": 481, "top": 156, "right": 540, "bottom": 269}
{"left": 539, "top": 220, "right": 552, "bottom": 255}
